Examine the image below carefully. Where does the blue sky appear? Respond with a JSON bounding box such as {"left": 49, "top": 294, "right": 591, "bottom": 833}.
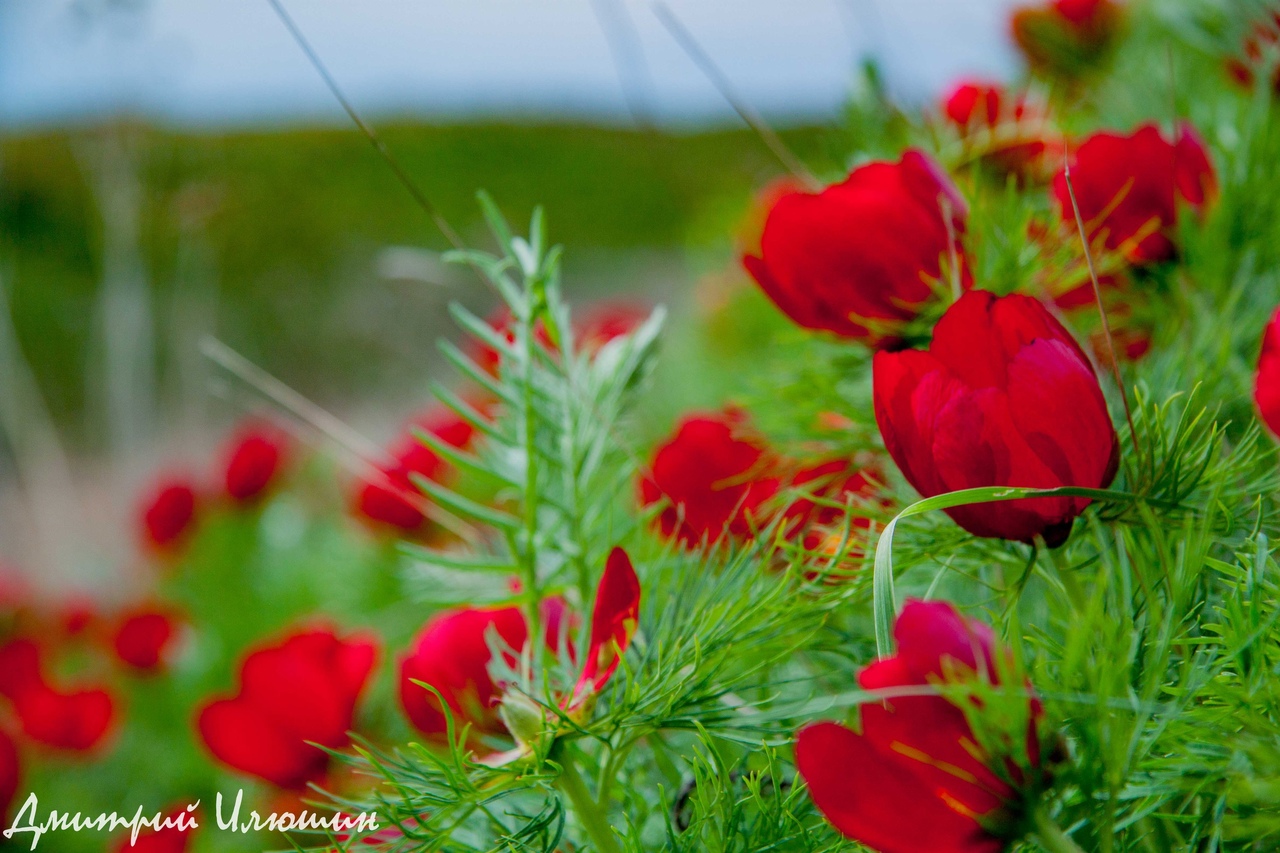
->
{"left": 0, "top": 0, "right": 1023, "bottom": 127}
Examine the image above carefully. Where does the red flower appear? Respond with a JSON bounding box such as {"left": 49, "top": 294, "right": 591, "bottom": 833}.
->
{"left": 0, "top": 637, "right": 116, "bottom": 752}
{"left": 109, "top": 808, "right": 197, "bottom": 853}
{"left": 13, "top": 685, "right": 116, "bottom": 752}
{"left": 113, "top": 608, "right": 180, "bottom": 672}
{"left": 639, "top": 408, "right": 780, "bottom": 547}
{"left": 873, "top": 290, "right": 1119, "bottom": 546}
{"left": 399, "top": 604, "right": 529, "bottom": 743}
{"left": 472, "top": 302, "right": 648, "bottom": 375}
{"left": 743, "top": 150, "right": 969, "bottom": 347}
{"left": 197, "top": 626, "right": 378, "bottom": 789}
{"left": 1255, "top": 308, "right": 1280, "bottom": 437}
{"left": 568, "top": 548, "right": 641, "bottom": 709}
{"left": 0, "top": 727, "right": 19, "bottom": 825}
{"left": 781, "top": 459, "right": 883, "bottom": 551}
{"left": 941, "top": 80, "right": 1053, "bottom": 182}
{"left": 573, "top": 301, "right": 650, "bottom": 355}
{"left": 1011, "top": 0, "right": 1124, "bottom": 78}
{"left": 139, "top": 478, "right": 199, "bottom": 554}
{"left": 222, "top": 422, "right": 290, "bottom": 505}
{"left": 796, "top": 600, "right": 1041, "bottom": 853}
{"left": 1051, "top": 122, "right": 1216, "bottom": 265}
{"left": 353, "top": 407, "right": 479, "bottom": 534}
{"left": 0, "top": 638, "right": 43, "bottom": 701}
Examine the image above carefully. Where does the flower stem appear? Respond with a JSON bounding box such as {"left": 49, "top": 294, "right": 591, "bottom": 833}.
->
{"left": 1033, "top": 805, "right": 1087, "bottom": 853}
{"left": 557, "top": 749, "right": 624, "bottom": 853}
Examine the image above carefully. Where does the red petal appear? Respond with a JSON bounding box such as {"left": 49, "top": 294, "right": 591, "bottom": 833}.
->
{"left": 570, "top": 548, "right": 641, "bottom": 706}
{"left": 198, "top": 698, "right": 323, "bottom": 789}
{"left": 796, "top": 722, "right": 1003, "bottom": 853}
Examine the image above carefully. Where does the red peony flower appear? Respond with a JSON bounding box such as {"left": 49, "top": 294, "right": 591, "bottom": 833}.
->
{"left": 1255, "top": 307, "right": 1280, "bottom": 437}
{"left": 639, "top": 408, "right": 780, "bottom": 547}
{"left": 113, "top": 608, "right": 181, "bottom": 672}
{"left": 139, "top": 478, "right": 200, "bottom": 554}
{"left": 353, "top": 407, "right": 479, "bottom": 534}
{"left": 743, "top": 150, "right": 969, "bottom": 347}
{"left": 0, "top": 637, "right": 116, "bottom": 752}
{"left": 0, "top": 727, "right": 19, "bottom": 824}
{"left": 941, "top": 80, "right": 1053, "bottom": 182}
{"left": 109, "top": 807, "right": 198, "bottom": 853}
{"left": 222, "top": 422, "right": 290, "bottom": 505}
{"left": 873, "top": 290, "right": 1119, "bottom": 547}
{"left": 1011, "top": 0, "right": 1124, "bottom": 78}
{"left": 197, "top": 626, "right": 378, "bottom": 789}
{"left": 399, "top": 604, "right": 530, "bottom": 743}
{"left": 796, "top": 600, "right": 1042, "bottom": 853}
{"left": 12, "top": 685, "right": 116, "bottom": 752}
{"left": 780, "top": 459, "right": 883, "bottom": 551}
{"left": 1051, "top": 122, "right": 1216, "bottom": 265}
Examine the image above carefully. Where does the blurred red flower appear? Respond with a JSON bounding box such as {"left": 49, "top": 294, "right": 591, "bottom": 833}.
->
{"left": 1011, "top": 0, "right": 1124, "bottom": 78}
{"left": 0, "top": 727, "right": 19, "bottom": 825}
{"left": 1255, "top": 307, "right": 1280, "bottom": 437}
{"left": 197, "top": 626, "right": 378, "bottom": 789}
{"left": 0, "top": 637, "right": 116, "bottom": 752}
{"left": 780, "top": 459, "right": 882, "bottom": 551}
{"left": 108, "top": 808, "right": 197, "bottom": 853}
{"left": 12, "top": 684, "right": 116, "bottom": 753}
{"left": 873, "top": 290, "right": 1118, "bottom": 546}
{"left": 471, "top": 301, "right": 648, "bottom": 376}
{"left": 139, "top": 478, "right": 200, "bottom": 554}
{"left": 1227, "top": 12, "right": 1280, "bottom": 93}
{"left": 353, "top": 407, "right": 479, "bottom": 534}
{"left": 113, "top": 608, "right": 180, "bottom": 672}
{"left": 1051, "top": 122, "right": 1216, "bottom": 265}
{"left": 639, "top": 408, "right": 780, "bottom": 547}
{"left": 743, "top": 151, "right": 969, "bottom": 347}
{"left": 221, "top": 422, "right": 290, "bottom": 505}
{"left": 941, "top": 80, "right": 1053, "bottom": 182}
{"left": 796, "top": 599, "right": 1042, "bottom": 853}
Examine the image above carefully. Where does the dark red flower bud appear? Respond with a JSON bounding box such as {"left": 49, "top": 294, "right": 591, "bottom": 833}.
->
{"left": 196, "top": 626, "right": 378, "bottom": 789}
{"left": 1052, "top": 122, "right": 1216, "bottom": 265}
{"left": 1011, "top": 0, "right": 1124, "bottom": 78}
{"left": 797, "top": 600, "right": 1042, "bottom": 853}
{"left": 139, "top": 479, "right": 199, "bottom": 555}
{"left": 222, "top": 422, "right": 290, "bottom": 505}
{"left": 941, "top": 80, "right": 1054, "bottom": 182}
{"left": 638, "top": 408, "right": 780, "bottom": 547}
{"left": 1255, "top": 308, "right": 1280, "bottom": 437}
{"left": 398, "top": 600, "right": 568, "bottom": 744}
{"left": 743, "top": 151, "right": 969, "bottom": 347}
{"left": 353, "top": 407, "right": 479, "bottom": 534}
{"left": 873, "top": 290, "right": 1119, "bottom": 547}
{"left": 0, "top": 727, "right": 19, "bottom": 825}
{"left": 113, "top": 608, "right": 181, "bottom": 672}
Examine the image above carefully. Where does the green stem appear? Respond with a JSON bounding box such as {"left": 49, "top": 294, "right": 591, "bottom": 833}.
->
{"left": 1033, "top": 805, "right": 1086, "bottom": 853}
{"left": 557, "top": 750, "right": 624, "bottom": 853}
